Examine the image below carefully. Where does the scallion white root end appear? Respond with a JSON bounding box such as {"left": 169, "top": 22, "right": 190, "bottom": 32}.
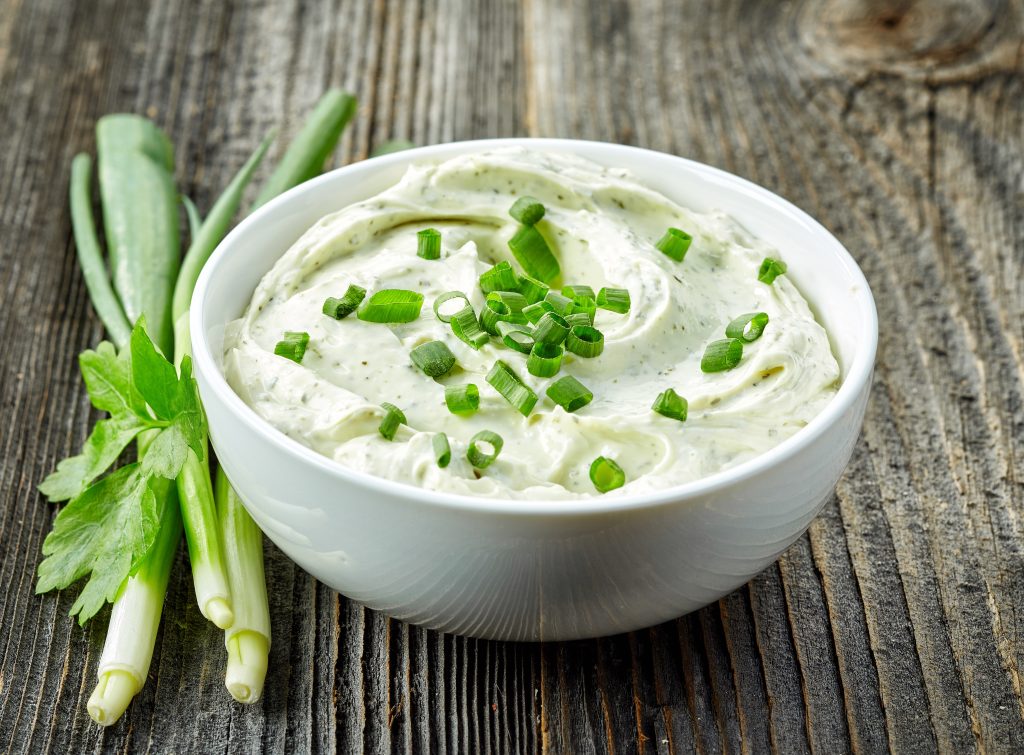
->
{"left": 87, "top": 669, "right": 139, "bottom": 726}
{"left": 225, "top": 631, "right": 269, "bottom": 703}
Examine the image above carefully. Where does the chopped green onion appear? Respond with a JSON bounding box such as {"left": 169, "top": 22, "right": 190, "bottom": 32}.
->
{"left": 410, "top": 340, "right": 457, "bottom": 377}
{"left": 450, "top": 305, "right": 490, "bottom": 349}
{"left": 655, "top": 227, "right": 693, "bottom": 262}
{"left": 433, "top": 291, "right": 471, "bottom": 323}
{"left": 323, "top": 284, "right": 367, "bottom": 319}
{"left": 546, "top": 375, "right": 593, "bottom": 412}
{"left": 509, "top": 196, "right": 545, "bottom": 225}
{"left": 725, "top": 312, "right": 769, "bottom": 342}
{"left": 565, "top": 312, "right": 592, "bottom": 328}
{"left": 357, "top": 289, "right": 424, "bottom": 323}
{"left": 562, "top": 285, "right": 596, "bottom": 301}
{"left": 417, "top": 228, "right": 441, "bottom": 260}
{"left": 597, "top": 287, "right": 631, "bottom": 314}
{"left": 590, "top": 457, "right": 625, "bottom": 493}
{"left": 486, "top": 290, "right": 528, "bottom": 315}
{"left": 433, "top": 433, "right": 451, "bottom": 468}
{"left": 758, "top": 257, "right": 787, "bottom": 285}
{"left": 274, "top": 331, "right": 310, "bottom": 363}
{"left": 701, "top": 338, "right": 744, "bottom": 372}
{"left": 467, "top": 430, "right": 504, "bottom": 469}
{"left": 479, "top": 260, "right": 519, "bottom": 293}
{"left": 562, "top": 286, "right": 596, "bottom": 321}
{"left": 497, "top": 321, "right": 535, "bottom": 354}
{"left": 533, "top": 312, "right": 570, "bottom": 345}
{"left": 508, "top": 224, "right": 560, "bottom": 283}
{"left": 523, "top": 300, "right": 555, "bottom": 324}
{"left": 652, "top": 388, "right": 688, "bottom": 421}
{"left": 544, "top": 291, "right": 574, "bottom": 315}
{"left": 517, "top": 274, "right": 549, "bottom": 304}
{"left": 565, "top": 325, "right": 604, "bottom": 358}
{"left": 486, "top": 360, "right": 538, "bottom": 416}
{"left": 378, "top": 402, "right": 406, "bottom": 440}
{"left": 527, "top": 342, "right": 563, "bottom": 377}
{"left": 445, "top": 384, "right": 480, "bottom": 414}
{"left": 479, "top": 297, "right": 512, "bottom": 336}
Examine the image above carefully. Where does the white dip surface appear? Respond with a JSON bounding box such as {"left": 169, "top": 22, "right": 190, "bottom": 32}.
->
{"left": 224, "top": 148, "right": 840, "bottom": 500}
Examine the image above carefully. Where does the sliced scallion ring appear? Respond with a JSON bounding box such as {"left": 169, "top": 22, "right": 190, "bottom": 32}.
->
{"left": 433, "top": 433, "right": 451, "bottom": 468}
{"left": 543, "top": 290, "right": 574, "bottom": 316}
{"left": 357, "top": 289, "right": 424, "bottom": 323}
{"left": 378, "top": 402, "right": 406, "bottom": 441}
{"left": 758, "top": 257, "right": 787, "bottom": 285}
{"left": 417, "top": 228, "right": 441, "bottom": 260}
{"left": 486, "top": 360, "right": 537, "bottom": 416}
{"left": 545, "top": 375, "right": 593, "bottom": 412}
{"left": 565, "top": 325, "right": 604, "bottom": 358}
{"left": 322, "top": 284, "right": 366, "bottom": 320}
{"left": 467, "top": 430, "right": 504, "bottom": 469}
{"left": 497, "top": 321, "right": 535, "bottom": 354}
{"left": 596, "top": 287, "right": 630, "bottom": 314}
{"left": 433, "top": 290, "right": 471, "bottom": 323}
{"left": 725, "top": 312, "right": 769, "bottom": 342}
{"left": 479, "top": 297, "right": 512, "bottom": 336}
{"left": 527, "top": 342, "right": 563, "bottom": 377}
{"left": 590, "top": 456, "right": 625, "bottom": 493}
{"left": 700, "top": 338, "right": 743, "bottom": 372}
{"left": 410, "top": 340, "right": 457, "bottom": 378}
{"left": 523, "top": 300, "right": 554, "bottom": 324}
{"left": 450, "top": 305, "right": 490, "bottom": 349}
{"left": 652, "top": 388, "right": 688, "bottom": 421}
{"left": 655, "top": 227, "right": 693, "bottom": 262}
{"left": 486, "top": 290, "right": 528, "bottom": 315}
{"left": 274, "top": 331, "right": 310, "bottom": 363}
{"left": 479, "top": 260, "right": 519, "bottom": 293}
{"left": 444, "top": 383, "right": 480, "bottom": 414}
{"left": 509, "top": 196, "right": 545, "bottom": 225}
{"left": 508, "top": 224, "right": 560, "bottom": 283}
{"left": 533, "top": 311, "right": 570, "bottom": 345}
{"left": 517, "top": 274, "right": 549, "bottom": 304}
{"left": 565, "top": 312, "right": 592, "bottom": 328}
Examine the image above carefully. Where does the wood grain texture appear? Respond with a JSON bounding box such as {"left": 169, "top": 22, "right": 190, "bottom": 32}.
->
{"left": 0, "top": 0, "right": 1021, "bottom": 751}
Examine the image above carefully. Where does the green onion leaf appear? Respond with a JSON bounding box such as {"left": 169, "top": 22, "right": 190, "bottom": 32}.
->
{"left": 479, "top": 261, "right": 520, "bottom": 294}
{"left": 378, "top": 402, "right": 406, "bottom": 440}
{"left": 508, "top": 224, "right": 560, "bottom": 284}
{"left": 497, "top": 321, "right": 535, "bottom": 354}
{"left": 565, "top": 312, "right": 592, "bottom": 328}
{"left": 725, "top": 312, "right": 769, "bottom": 342}
{"left": 527, "top": 342, "right": 563, "bottom": 377}
{"left": 357, "top": 289, "right": 424, "bottom": 323}
{"left": 533, "top": 312, "right": 570, "bottom": 345}
{"left": 758, "top": 257, "right": 787, "bottom": 285}
{"left": 545, "top": 375, "right": 593, "bottom": 412}
{"left": 509, "top": 196, "right": 545, "bottom": 225}
{"left": 323, "top": 284, "right": 367, "bottom": 320}
{"left": 565, "top": 325, "right": 604, "bottom": 358}
{"left": 652, "top": 388, "right": 688, "bottom": 421}
{"left": 274, "top": 331, "right": 310, "bottom": 363}
{"left": 597, "top": 287, "right": 631, "bottom": 314}
{"left": 544, "top": 291, "right": 574, "bottom": 315}
{"left": 700, "top": 338, "right": 744, "bottom": 372}
{"left": 523, "top": 300, "right": 555, "bottom": 324}
{"left": 517, "top": 274, "right": 549, "bottom": 304}
{"left": 486, "top": 360, "right": 538, "bottom": 416}
{"left": 433, "top": 291, "right": 471, "bottom": 323}
{"left": 433, "top": 433, "right": 451, "bottom": 468}
{"left": 467, "top": 430, "right": 504, "bottom": 469}
{"left": 444, "top": 384, "right": 480, "bottom": 415}
{"left": 655, "top": 227, "right": 693, "bottom": 262}
{"left": 450, "top": 305, "right": 490, "bottom": 349}
{"left": 410, "top": 340, "right": 457, "bottom": 378}
{"left": 417, "top": 228, "right": 441, "bottom": 260}
{"left": 590, "top": 456, "right": 625, "bottom": 493}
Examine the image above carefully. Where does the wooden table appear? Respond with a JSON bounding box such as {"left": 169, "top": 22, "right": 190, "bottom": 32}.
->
{"left": 2, "top": 0, "right": 1022, "bottom": 751}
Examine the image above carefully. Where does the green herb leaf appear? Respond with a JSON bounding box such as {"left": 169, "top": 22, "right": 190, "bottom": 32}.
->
{"left": 38, "top": 416, "right": 146, "bottom": 502}
{"left": 130, "top": 323, "right": 179, "bottom": 418}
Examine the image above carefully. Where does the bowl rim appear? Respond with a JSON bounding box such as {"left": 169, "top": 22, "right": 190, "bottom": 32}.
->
{"left": 191, "top": 137, "right": 878, "bottom": 517}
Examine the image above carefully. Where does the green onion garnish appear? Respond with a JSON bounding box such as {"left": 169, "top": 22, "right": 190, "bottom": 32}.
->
{"left": 725, "top": 312, "right": 769, "bottom": 342}
{"left": 479, "top": 297, "right": 512, "bottom": 336}
{"left": 565, "top": 325, "right": 604, "bottom": 358}
{"left": 562, "top": 286, "right": 596, "bottom": 321}
{"left": 433, "top": 433, "right": 451, "bottom": 468}
{"left": 410, "top": 340, "right": 457, "bottom": 378}
{"left": 274, "top": 331, "right": 310, "bottom": 363}
{"left": 517, "top": 274, "right": 549, "bottom": 304}
{"left": 450, "top": 305, "right": 490, "bottom": 349}
{"left": 479, "top": 260, "right": 519, "bottom": 293}
{"left": 652, "top": 388, "right": 688, "bottom": 421}
{"left": 417, "top": 228, "right": 441, "bottom": 260}
{"left": 546, "top": 375, "right": 593, "bottom": 412}
{"left": 701, "top": 338, "right": 744, "bottom": 372}
{"left": 758, "top": 257, "right": 787, "bottom": 285}
{"left": 444, "top": 384, "right": 480, "bottom": 414}
{"left": 486, "top": 360, "right": 538, "bottom": 416}
{"left": 322, "top": 284, "right": 367, "bottom": 320}
{"left": 523, "top": 300, "right": 555, "bottom": 324}
{"left": 378, "top": 402, "right": 406, "bottom": 440}
{"left": 357, "top": 289, "right": 424, "bottom": 323}
{"left": 509, "top": 196, "right": 545, "bottom": 225}
{"left": 527, "top": 342, "right": 563, "bottom": 377}
{"left": 467, "top": 430, "right": 504, "bottom": 469}
{"left": 533, "top": 311, "right": 570, "bottom": 345}
{"left": 543, "top": 290, "right": 574, "bottom": 315}
{"left": 562, "top": 285, "right": 596, "bottom": 301}
{"left": 508, "top": 224, "right": 560, "bottom": 284}
{"left": 655, "top": 227, "right": 693, "bottom": 262}
{"left": 497, "top": 321, "right": 535, "bottom": 354}
{"left": 565, "top": 312, "right": 592, "bottom": 328}
{"left": 590, "top": 456, "right": 625, "bottom": 493}
{"left": 486, "top": 290, "right": 528, "bottom": 316}
{"left": 433, "top": 290, "right": 471, "bottom": 323}
{"left": 596, "top": 287, "right": 630, "bottom": 314}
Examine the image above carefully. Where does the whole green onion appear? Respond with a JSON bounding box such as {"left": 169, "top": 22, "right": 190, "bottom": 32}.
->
{"left": 758, "top": 258, "right": 787, "bottom": 285}
{"left": 479, "top": 260, "right": 519, "bottom": 293}
{"left": 590, "top": 456, "right": 626, "bottom": 493}
{"left": 546, "top": 375, "right": 593, "bottom": 412}
{"left": 597, "top": 287, "right": 631, "bottom": 314}
{"left": 433, "top": 433, "right": 451, "bottom": 468}
{"left": 508, "top": 224, "right": 560, "bottom": 284}
{"left": 274, "top": 331, "right": 310, "bottom": 363}
{"left": 417, "top": 228, "right": 441, "bottom": 260}
{"left": 509, "top": 196, "right": 545, "bottom": 225}
{"left": 486, "top": 360, "right": 537, "bottom": 416}
{"left": 523, "top": 300, "right": 555, "bottom": 324}
{"left": 565, "top": 325, "right": 604, "bottom": 358}
{"left": 323, "top": 284, "right": 367, "bottom": 320}
{"left": 444, "top": 384, "right": 480, "bottom": 415}
{"left": 652, "top": 388, "right": 688, "bottom": 422}
{"left": 655, "top": 227, "right": 693, "bottom": 262}
{"left": 378, "top": 402, "right": 406, "bottom": 441}
{"left": 433, "top": 291, "right": 471, "bottom": 323}
{"left": 517, "top": 274, "right": 549, "bottom": 304}
{"left": 410, "top": 340, "right": 457, "bottom": 378}
{"left": 701, "top": 338, "right": 744, "bottom": 372}
{"left": 357, "top": 289, "right": 424, "bottom": 323}
{"left": 527, "top": 342, "right": 563, "bottom": 377}
{"left": 467, "top": 430, "right": 504, "bottom": 469}
{"left": 725, "top": 312, "right": 769, "bottom": 342}
{"left": 534, "top": 312, "right": 570, "bottom": 345}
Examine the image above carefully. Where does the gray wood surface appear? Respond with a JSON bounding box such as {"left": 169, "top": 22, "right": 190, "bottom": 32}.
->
{"left": 1, "top": 0, "right": 1022, "bottom": 752}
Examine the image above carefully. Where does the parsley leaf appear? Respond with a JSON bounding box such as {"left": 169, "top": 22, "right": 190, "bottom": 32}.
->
{"left": 38, "top": 415, "right": 145, "bottom": 501}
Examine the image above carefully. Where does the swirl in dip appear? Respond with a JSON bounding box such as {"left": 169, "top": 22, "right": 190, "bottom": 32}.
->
{"left": 224, "top": 148, "right": 839, "bottom": 499}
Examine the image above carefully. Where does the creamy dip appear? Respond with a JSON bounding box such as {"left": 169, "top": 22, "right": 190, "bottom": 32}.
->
{"left": 224, "top": 148, "right": 839, "bottom": 499}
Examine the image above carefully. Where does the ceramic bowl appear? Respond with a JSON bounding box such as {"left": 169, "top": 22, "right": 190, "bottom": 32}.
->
{"left": 191, "top": 139, "right": 877, "bottom": 641}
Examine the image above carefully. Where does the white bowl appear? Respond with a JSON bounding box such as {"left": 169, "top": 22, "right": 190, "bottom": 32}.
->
{"left": 191, "top": 139, "right": 877, "bottom": 641}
